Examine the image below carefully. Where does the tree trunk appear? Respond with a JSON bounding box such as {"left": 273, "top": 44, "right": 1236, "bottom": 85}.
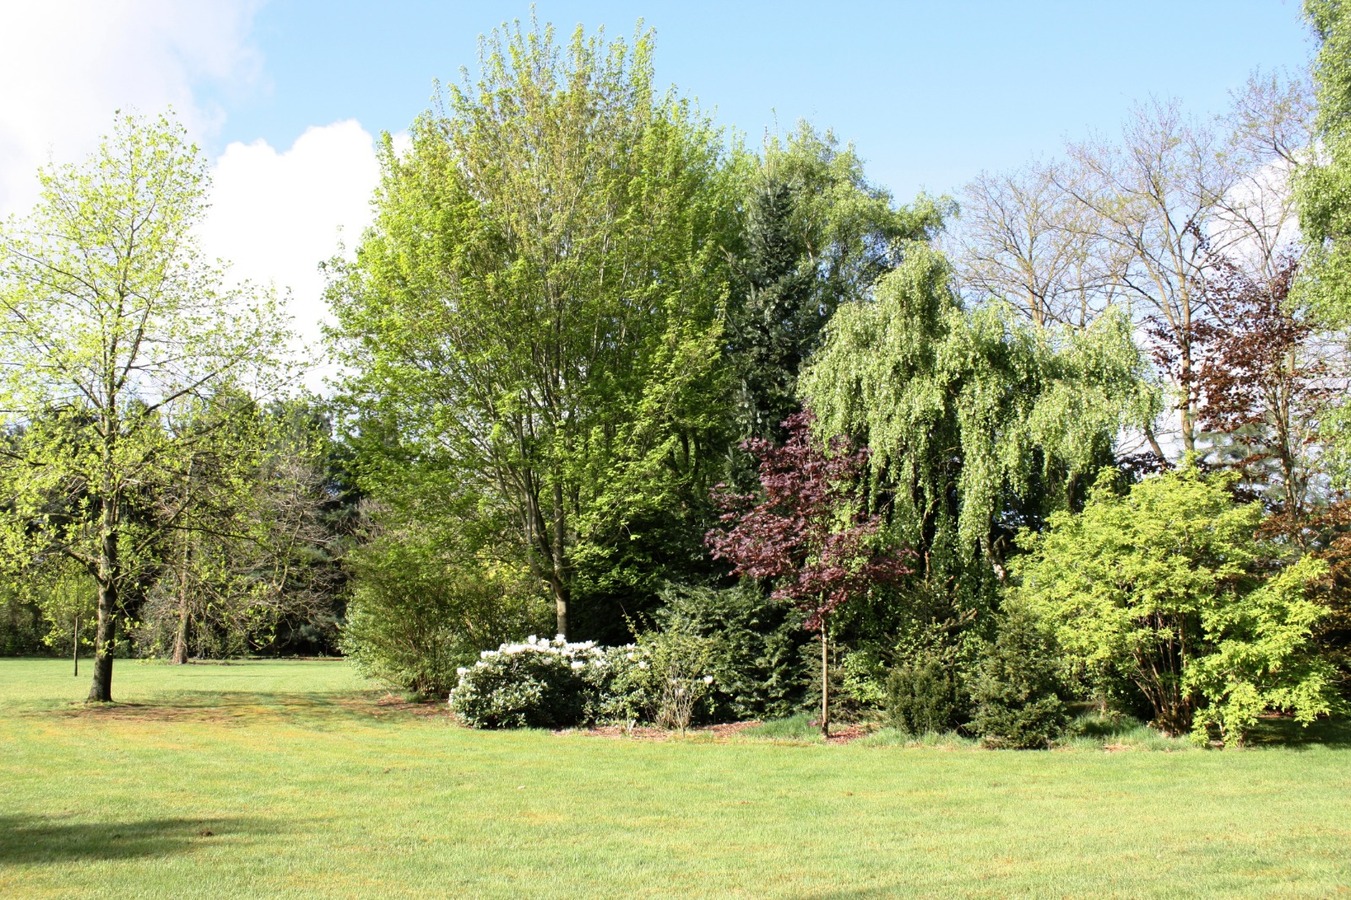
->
{"left": 1179, "top": 344, "right": 1196, "bottom": 455}
{"left": 171, "top": 537, "right": 192, "bottom": 665}
{"left": 72, "top": 613, "right": 79, "bottom": 677}
{"left": 1134, "top": 617, "right": 1193, "bottom": 736}
{"left": 552, "top": 576, "right": 570, "bottom": 642}
{"left": 820, "top": 629, "right": 830, "bottom": 739}
{"left": 86, "top": 579, "right": 117, "bottom": 703}
{"left": 171, "top": 597, "right": 190, "bottom": 665}
{"left": 87, "top": 495, "right": 119, "bottom": 703}
{"left": 551, "top": 480, "right": 569, "bottom": 639}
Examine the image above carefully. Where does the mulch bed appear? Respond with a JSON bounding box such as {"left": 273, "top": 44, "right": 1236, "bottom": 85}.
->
{"left": 559, "top": 720, "right": 873, "bottom": 744}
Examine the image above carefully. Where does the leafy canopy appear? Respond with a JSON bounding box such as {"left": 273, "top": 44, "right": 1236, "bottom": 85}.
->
{"left": 0, "top": 111, "right": 291, "bottom": 701}
{"left": 1012, "top": 465, "right": 1338, "bottom": 743}
{"left": 327, "top": 20, "right": 739, "bottom": 639}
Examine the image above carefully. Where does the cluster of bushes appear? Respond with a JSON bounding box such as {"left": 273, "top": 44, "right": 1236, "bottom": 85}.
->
{"left": 879, "top": 611, "right": 1069, "bottom": 749}
{"left": 450, "top": 630, "right": 721, "bottom": 733}
{"left": 363, "top": 466, "right": 1349, "bottom": 751}
{"left": 443, "top": 585, "right": 1071, "bottom": 749}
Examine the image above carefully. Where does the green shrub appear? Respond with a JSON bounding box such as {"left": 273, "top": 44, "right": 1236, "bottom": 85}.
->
{"left": 1014, "top": 466, "right": 1340, "bottom": 742}
{"left": 340, "top": 582, "right": 470, "bottom": 697}
{"left": 651, "top": 583, "right": 808, "bottom": 720}
{"left": 885, "top": 646, "right": 963, "bottom": 734}
{"left": 449, "top": 636, "right": 611, "bottom": 728}
{"left": 606, "top": 623, "right": 719, "bottom": 732}
{"left": 969, "top": 607, "right": 1068, "bottom": 749}
{"left": 340, "top": 520, "right": 549, "bottom": 696}
{"left": 0, "top": 586, "right": 46, "bottom": 656}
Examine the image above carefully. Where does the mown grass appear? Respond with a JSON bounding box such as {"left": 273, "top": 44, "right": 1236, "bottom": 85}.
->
{"left": 2, "top": 658, "right": 1350, "bottom": 897}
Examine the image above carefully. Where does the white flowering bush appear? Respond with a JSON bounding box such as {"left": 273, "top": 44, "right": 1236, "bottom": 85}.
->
{"left": 606, "top": 624, "right": 719, "bottom": 733}
{"left": 449, "top": 635, "right": 614, "bottom": 728}
{"left": 449, "top": 630, "right": 721, "bottom": 731}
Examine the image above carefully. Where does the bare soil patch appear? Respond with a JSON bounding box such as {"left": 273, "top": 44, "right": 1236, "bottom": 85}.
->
{"left": 560, "top": 720, "right": 873, "bottom": 744}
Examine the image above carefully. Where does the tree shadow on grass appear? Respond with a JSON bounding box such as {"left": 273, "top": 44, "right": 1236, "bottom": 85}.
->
{"left": 1243, "top": 714, "right": 1351, "bottom": 750}
{"left": 0, "top": 814, "right": 276, "bottom": 865}
{"left": 38, "top": 690, "right": 447, "bottom": 729}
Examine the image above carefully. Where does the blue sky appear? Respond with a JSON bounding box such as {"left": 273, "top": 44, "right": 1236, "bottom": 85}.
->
{"left": 221, "top": 1, "right": 1315, "bottom": 202}
{"left": 0, "top": 1, "right": 1318, "bottom": 362}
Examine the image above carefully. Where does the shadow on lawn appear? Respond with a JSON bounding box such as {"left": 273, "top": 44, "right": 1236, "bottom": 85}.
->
{"left": 44, "top": 690, "right": 447, "bottom": 728}
{"left": 1244, "top": 714, "right": 1351, "bottom": 750}
{"left": 1069, "top": 709, "right": 1351, "bottom": 750}
{"left": 0, "top": 814, "right": 275, "bottom": 864}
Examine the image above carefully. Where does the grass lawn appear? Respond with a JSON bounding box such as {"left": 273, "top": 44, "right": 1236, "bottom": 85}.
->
{"left": 2, "top": 658, "right": 1349, "bottom": 898}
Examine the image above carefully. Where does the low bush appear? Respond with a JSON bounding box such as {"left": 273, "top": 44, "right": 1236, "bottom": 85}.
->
{"left": 650, "top": 583, "right": 808, "bottom": 720}
{"left": 452, "top": 627, "right": 724, "bottom": 731}
{"left": 885, "top": 646, "right": 964, "bottom": 735}
{"left": 968, "top": 607, "right": 1068, "bottom": 749}
{"left": 606, "top": 624, "right": 719, "bottom": 732}
{"left": 449, "top": 636, "right": 612, "bottom": 728}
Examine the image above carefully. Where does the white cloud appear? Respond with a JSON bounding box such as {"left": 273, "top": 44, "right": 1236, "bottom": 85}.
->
{"left": 1211, "top": 155, "right": 1302, "bottom": 277}
{"left": 199, "top": 121, "right": 385, "bottom": 388}
{"left": 0, "top": 0, "right": 262, "bottom": 214}
{"left": 0, "top": 0, "right": 385, "bottom": 393}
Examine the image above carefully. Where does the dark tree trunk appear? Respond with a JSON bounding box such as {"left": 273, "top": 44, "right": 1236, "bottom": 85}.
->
{"left": 86, "top": 579, "right": 117, "bottom": 703}
{"left": 171, "top": 539, "right": 191, "bottom": 665}
{"left": 1134, "top": 615, "right": 1194, "bottom": 736}
{"left": 820, "top": 627, "right": 830, "bottom": 739}
{"left": 87, "top": 498, "right": 120, "bottom": 703}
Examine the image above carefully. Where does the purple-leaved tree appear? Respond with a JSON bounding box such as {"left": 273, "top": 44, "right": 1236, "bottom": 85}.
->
{"left": 707, "top": 411, "right": 912, "bottom": 736}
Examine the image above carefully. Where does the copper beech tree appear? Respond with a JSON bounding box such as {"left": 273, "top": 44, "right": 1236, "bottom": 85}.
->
{"left": 706, "top": 412, "right": 912, "bottom": 736}
{"left": 1192, "top": 254, "right": 1334, "bottom": 531}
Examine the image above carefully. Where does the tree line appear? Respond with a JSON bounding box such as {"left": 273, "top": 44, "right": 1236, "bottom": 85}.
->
{"left": 2, "top": 9, "right": 1350, "bottom": 744}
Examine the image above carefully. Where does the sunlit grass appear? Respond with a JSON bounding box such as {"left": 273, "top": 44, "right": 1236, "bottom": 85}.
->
{"left": 2, "top": 658, "right": 1350, "bottom": 897}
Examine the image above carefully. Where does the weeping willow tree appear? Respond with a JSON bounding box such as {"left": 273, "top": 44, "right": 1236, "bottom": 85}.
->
{"left": 800, "top": 243, "right": 1158, "bottom": 624}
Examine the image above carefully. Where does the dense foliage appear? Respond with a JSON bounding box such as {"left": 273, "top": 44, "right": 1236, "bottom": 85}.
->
{"left": 2, "top": 10, "right": 1349, "bottom": 752}
{"left": 327, "top": 22, "right": 738, "bottom": 645}
{"left": 968, "top": 608, "right": 1069, "bottom": 749}
{"left": 707, "top": 412, "right": 912, "bottom": 734}
{"left": 1013, "top": 466, "right": 1338, "bottom": 743}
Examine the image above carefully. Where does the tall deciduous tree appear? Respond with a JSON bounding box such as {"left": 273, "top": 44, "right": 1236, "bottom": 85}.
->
{"left": 0, "top": 113, "right": 291, "bottom": 702}
{"left": 328, "top": 20, "right": 738, "bottom": 639}
{"left": 950, "top": 160, "right": 1124, "bottom": 329}
{"left": 706, "top": 412, "right": 912, "bottom": 737}
{"left": 139, "top": 394, "right": 339, "bottom": 664}
{"left": 1298, "top": 0, "right": 1351, "bottom": 327}
{"left": 1193, "top": 254, "right": 1338, "bottom": 532}
{"left": 1063, "top": 100, "right": 1234, "bottom": 457}
{"left": 951, "top": 79, "right": 1311, "bottom": 463}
